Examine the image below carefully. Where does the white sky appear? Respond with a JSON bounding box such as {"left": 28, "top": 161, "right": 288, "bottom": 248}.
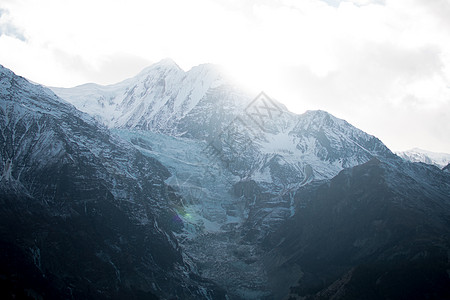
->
{"left": 1, "top": 0, "right": 449, "bottom": 153}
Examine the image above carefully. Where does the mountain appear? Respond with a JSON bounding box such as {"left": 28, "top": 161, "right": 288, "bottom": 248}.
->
{"left": 0, "top": 65, "right": 225, "bottom": 299}
{"left": 52, "top": 59, "right": 395, "bottom": 184}
{"left": 52, "top": 61, "right": 397, "bottom": 238}
{"left": 396, "top": 148, "right": 450, "bottom": 168}
{"left": 4, "top": 59, "right": 450, "bottom": 299}
{"left": 51, "top": 58, "right": 226, "bottom": 131}
{"left": 264, "top": 158, "right": 450, "bottom": 299}
{"left": 444, "top": 163, "right": 450, "bottom": 173}
{"left": 51, "top": 60, "right": 403, "bottom": 298}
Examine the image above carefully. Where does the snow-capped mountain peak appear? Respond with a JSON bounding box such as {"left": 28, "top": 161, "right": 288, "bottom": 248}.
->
{"left": 51, "top": 59, "right": 225, "bottom": 130}
{"left": 147, "top": 57, "right": 180, "bottom": 69}
{"left": 396, "top": 147, "right": 450, "bottom": 168}
{"left": 51, "top": 60, "right": 394, "bottom": 183}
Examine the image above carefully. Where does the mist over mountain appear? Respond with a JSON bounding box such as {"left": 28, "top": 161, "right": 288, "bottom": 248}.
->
{"left": 1, "top": 60, "right": 449, "bottom": 299}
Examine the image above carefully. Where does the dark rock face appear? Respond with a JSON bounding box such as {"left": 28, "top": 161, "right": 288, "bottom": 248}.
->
{"left": 444, "top": 163, "right": 450, "bottom": 172}
{"left": 264, "top": 158, "right": 450, "bottom": 299}
{"left": 0, "top": 65, "right": 224, "bottom": 299}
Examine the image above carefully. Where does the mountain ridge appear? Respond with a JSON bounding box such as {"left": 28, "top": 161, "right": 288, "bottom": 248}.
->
{"left": 396, "top": 147, "right": 450, "bottom": 168}
{"left": 51, "top": 60, "right": 228, "bottom": 131}
{"left": 2, "top": 61, "right": 450, "bottom": 299}
{"left": 52, "top": 59, "right": 395, "bottom": 181}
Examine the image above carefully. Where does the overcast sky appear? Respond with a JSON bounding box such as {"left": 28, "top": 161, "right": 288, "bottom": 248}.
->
{"left": 1, "top": 0, "right": 449, "bottom": 153}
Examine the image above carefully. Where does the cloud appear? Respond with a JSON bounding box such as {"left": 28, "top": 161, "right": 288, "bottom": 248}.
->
{"left": 278, "top": 39, "right": 450, "bottom": 152}
{"left": 412, "top": 0, "right": 450, "bottom": 27}
{"left": 0, "top": 8, "right": 26, "bottom": 41}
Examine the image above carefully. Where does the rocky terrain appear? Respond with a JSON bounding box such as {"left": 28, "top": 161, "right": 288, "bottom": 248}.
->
{"left": 0, "top": 60, "right": 449, "bottom": 299}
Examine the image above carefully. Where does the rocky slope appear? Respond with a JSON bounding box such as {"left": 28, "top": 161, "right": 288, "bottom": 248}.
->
{"left": 264, "top": 158, "right": 450, "bottom": 299}
{"left": 0, "top": 65, "right": 224, "bottom": 299}
{"left": 444, "top": 163, "right": 450, "bottom": 173}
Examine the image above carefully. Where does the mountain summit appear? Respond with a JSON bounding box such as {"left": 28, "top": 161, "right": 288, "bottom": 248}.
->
{"left": 52, "top": 60, "right": 226, "bottom": 131}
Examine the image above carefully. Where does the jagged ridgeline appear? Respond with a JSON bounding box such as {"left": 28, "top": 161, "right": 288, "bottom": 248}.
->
{"left": 1, "top": 61, "right": 450, "bottom": 299}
